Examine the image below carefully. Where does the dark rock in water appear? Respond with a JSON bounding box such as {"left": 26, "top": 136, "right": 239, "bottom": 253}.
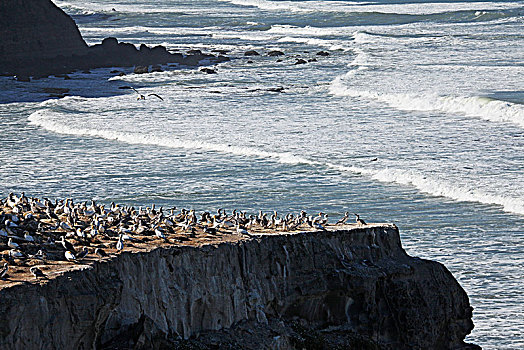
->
{"left": 317, "top": 51, "right": 330, "bottom": 56}
{"left": 187, "top": 49, "right": 202, "bottom": 55}
{"left": 267, "top": 50, "right": 285, "bottom": 56}
{"left": 110, "top": 70, "right": 122, "bottom": 74}
{"left": 277, "top": 59, "right": 283, "bottom": 62}
{"left": 14, "top": 75, "right": 30, "bottom": 82}
{"left": 63, "top": 75, "right": 71, "bottom": 80}
{"left": 295, "top": 58, "right": 307, "bottom": 65}
{"left": 82, "top": 70, "right": 91, "bottom": 74}
{"left": 267, "top": 87, "right": 285, "bottom": 93}
{"left": 133, "top": 66, "right": 149, "bottom": 74}
{"left": 150, "top": 65, "right": 163, "bottom": 72}
{"left": 247, "top": 60, "right": 254, "bottom": 64}
{"left": 244, "top": 50, "right": 260, "bottom": 56}
{"left": 200, "top": 67, "right": 217, "bottom": 74}
{"left": 118, "top": 72, "right": 126, "bottom": 77}
{"left": 308, "top": 58, "right": 317, "bottom": 62}
{"left": 212, "top": 49, "right": 229, "bottom": 55}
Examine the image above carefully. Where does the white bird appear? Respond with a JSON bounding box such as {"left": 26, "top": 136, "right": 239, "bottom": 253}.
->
{"left": 9, "top": 250, "right": 24, "bottom": 259}
{"left": 24, "top": 232, "right": 35, "bottom": 242}
{"left": 116, "top": 235, "right": 124, "bottom": 251}
{"left": 155, "top": 227, "right": 166, "bottom": 239}
{"left": 5, "top": 219, "right": 17, "bottom": 228}
{"left": 65, "top": 250, "right": 76, "bottom": 261}
{"left": 7, "top": 238, "right": 19, "bottom": 250}
{"left": 60, "top": 221, "right": 72, "bottom": 231}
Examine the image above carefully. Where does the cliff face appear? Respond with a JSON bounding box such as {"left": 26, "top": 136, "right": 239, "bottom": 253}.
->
{"left": 0, "top": 225, "right": 477, "bottom": 349}
{"left": 0, "top": 0, "right": 88, "bottom": 62}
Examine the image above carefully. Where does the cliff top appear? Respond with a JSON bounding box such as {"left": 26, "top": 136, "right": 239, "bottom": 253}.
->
{"left": 0, "top": 193, "right": 396, "bottom": 290}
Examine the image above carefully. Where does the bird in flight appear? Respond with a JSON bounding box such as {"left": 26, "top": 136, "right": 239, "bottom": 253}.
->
{"left": 119, "top": 86, "right": 164, "bottom": 101}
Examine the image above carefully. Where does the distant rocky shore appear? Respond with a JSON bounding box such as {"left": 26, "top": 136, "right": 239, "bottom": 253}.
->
{"left": 0, "top": 0, "right": 228, "bottom": 79}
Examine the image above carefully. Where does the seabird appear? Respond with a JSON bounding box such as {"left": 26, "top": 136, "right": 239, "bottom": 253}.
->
{"left": 65, "top": 250, "right": 76, "bottom": 261}
{"left": 76, "top": 247, "right": 89, "bottom": 259}
{"left": 0, "top": 263, "right": 8, "bottom": 279}
{"left": 24, "top": 232, "right": 35, "bottom": 242}
{"left": 336, "top": 211, "right": 349, "bottom": 225}
{"left": 95, "top": 248, "right": 108, "bottom": 258}
{"left": 116, "top": 235, "right": 124, "bottom": 251}
{"left": 236, "top": 224, "right": 249, "bottom": 235}
{"left": 121, "top": 86, "right": 164, "bottom": 101}
{"left": 7, "top": 238, "right": 19, "bottom": 250}
{"left": 60, "top": 236, "right": 76, "bottom": 254}
{"left": 30, "top": 266, "right": 47, "bottom": 280}
{"left": 354, "top": 213, "right": 367, "bottom": 226}
{"left": 9, "top": 249, "right": 24, "bottom": 259}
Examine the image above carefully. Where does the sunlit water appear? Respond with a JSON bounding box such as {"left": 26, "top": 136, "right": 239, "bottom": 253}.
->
{"left": 0, "top": 0, "right": 523, "bottom": 347}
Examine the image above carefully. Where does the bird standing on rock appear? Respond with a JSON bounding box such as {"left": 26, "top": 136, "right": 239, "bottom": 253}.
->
{"left": 354, "top": 213, "right": 367, "bottom": 226}
{"left": 60, "top": 236, "right": 76, "bottom": 254}
{"left": 116, "top": 235, "right": 124, "bottom": 251}
{"left": 76, "top": 247, "right": 89, "bottom": 259}
{"left": 65, "top": 250, "right": 76, "bottom": 262}
{"left": 30, "top": 266, "right": 47, "bottom": 280}
{"left": 7, "top": 238, "right": 19, "bottom": 250}
{"left": 0, "top": 263, "right": 8, "bottom": 279}
{"left": 95, "top": 248, "right": 108, "bottom": 259}
{"left": 336, "top": 211, "right": 349, "bottom": 225}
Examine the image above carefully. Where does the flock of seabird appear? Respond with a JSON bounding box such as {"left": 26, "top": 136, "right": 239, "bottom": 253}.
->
{"left": 0, "top": 192, "right": 368, "bottom": 283}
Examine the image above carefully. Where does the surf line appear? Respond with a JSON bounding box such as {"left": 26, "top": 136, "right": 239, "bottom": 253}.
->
{"left": 27, "top": 110, "right": 524, "bottom": 215}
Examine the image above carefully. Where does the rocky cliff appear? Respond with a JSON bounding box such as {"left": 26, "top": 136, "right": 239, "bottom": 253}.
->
{"left": 0, "top": 0, "right": 88, "bottom": 62}
{"left": 0, "top": 0, "right": 228, "bottom": 77}
{"left": 0, "top": 225, "right": 478, "bottom": 349}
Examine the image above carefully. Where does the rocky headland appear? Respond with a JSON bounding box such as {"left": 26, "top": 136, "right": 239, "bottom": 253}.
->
{"left": 0, "top": 194, "right": 480, "bottom": 349}
{"left": 0, "top": 0, "right": 228, "bottom": 79}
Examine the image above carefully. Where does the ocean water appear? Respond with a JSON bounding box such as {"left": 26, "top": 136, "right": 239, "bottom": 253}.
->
{"left": 1, "top": 0, "right": 523, "bottom": 347}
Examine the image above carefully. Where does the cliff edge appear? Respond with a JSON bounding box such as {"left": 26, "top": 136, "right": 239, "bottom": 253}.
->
{"left": 0, "top": 225, "right": 479, "bottom": 349}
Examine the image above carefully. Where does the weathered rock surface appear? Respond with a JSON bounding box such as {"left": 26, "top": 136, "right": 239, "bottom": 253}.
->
{"left": 0, "top": 225, "right": 478, "bottom": 349}
{"left": 0, "top": 1, "right": 229, "bottom": 77}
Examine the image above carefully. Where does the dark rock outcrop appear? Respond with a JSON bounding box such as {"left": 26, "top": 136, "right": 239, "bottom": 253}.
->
{"left": 0, "top": 225, "right": 478, "bottom": 349}
{"left": 244, "top": 50, "right": 260, "bottom": 56}
{"left": 268, "top": 50, "right": 285, "bottom": 57}
{"left": 0, "top": 1, "right": 229, "bottom": 77}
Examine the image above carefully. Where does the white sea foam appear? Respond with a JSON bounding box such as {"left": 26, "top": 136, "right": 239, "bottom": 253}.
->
{"left": 331, "top": 164, "right": 524, "bottom": 215}
{"left": 219, "top": 0, "right": 523, "bottom": 14}
{"left": 28, "top": 108, "right": 524, "bottom": 215}
{"left": 330, "top": 78, "right": 524, "bottom": 128}
{"left": 28, "top": 109, "right": 316, "bottom": 166}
